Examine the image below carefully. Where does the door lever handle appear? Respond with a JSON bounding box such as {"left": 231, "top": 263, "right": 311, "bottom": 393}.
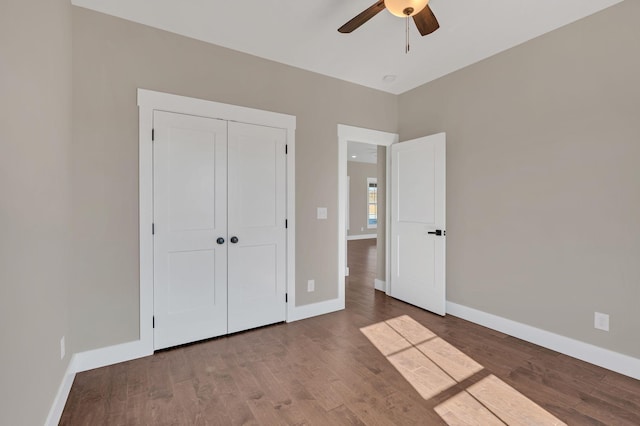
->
{"left": 428, "top": 229, "right": 445, "bottom": 236}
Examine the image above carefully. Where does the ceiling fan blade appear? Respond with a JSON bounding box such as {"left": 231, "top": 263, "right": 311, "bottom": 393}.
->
{"left": 413, "top": 4, "right": 440, "bottom": 36}
{"left": 338, "top": 1, "right": 386, "bottom": 33}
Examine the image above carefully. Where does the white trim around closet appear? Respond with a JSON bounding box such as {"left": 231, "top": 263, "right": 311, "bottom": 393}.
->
{"left": 138, "top": 89, "right": 298, "bottom": 352}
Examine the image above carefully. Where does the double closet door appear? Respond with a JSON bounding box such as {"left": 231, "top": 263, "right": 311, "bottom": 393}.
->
{"left": 153, "top": 111, "right": 287, "bottom": 350}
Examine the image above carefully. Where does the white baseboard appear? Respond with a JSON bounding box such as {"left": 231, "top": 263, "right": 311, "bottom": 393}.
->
{"left": 374, "top": 279, "right": 386, "bottom": 292}
{"left": 446, "top": 301, "right": 640, "bottom": 380}
{"left": 347, "top": 234, "right": 377, "bottom": 240}
{"left": 287, "top": 297, "right": 344, "bottom": 322}
{"left": 45, "top": 339, "right": 153, "bottom": 425}
{"left": 45, "top": 355, "right": 77, "bottom": 426}
{"left": 74, "top": 339, "right": 153, "bottom": 373}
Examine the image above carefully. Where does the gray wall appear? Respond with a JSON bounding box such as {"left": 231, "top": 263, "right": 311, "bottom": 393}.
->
{"left": 0, "top": 0, "right": 72, "bottom": 424}
{"left": 71, "top": 7, "right": 398, "bottom": 351}
{"left": 399, "top": 0, "right": 640, "bottom": 357}
{"left": 348, "top": 161, "right": 378, "bottom": 237}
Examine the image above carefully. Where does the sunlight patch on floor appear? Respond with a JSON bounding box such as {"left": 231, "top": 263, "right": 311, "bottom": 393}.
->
{"left": 466, "top": 374, "right": 567, "bottom": 425}
{"left": 361, "top": 315, "right": 567, "bottom": 426}
{"left": 387, "top": 346, "right": 457, "bottom": 400}
{"left": 434, "top": 389, "right": 505, "bottom": 425}
{"left": 360, "top": 321, "right": 413, "bottom": 356}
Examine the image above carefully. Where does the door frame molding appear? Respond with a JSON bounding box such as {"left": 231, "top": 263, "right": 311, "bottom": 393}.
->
{"left": 338, "top": 124, "right": 398, "bottom": 305}
{"left": 138, "top": 89, "right": 296, "bottom": 352}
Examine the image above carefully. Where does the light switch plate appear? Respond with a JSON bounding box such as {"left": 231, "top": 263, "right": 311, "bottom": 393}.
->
{"left": 317, "top": 207, "right": 327, "bottom": 219}
{"left": 594, "top": 312, "right": 609, "bottom": 331}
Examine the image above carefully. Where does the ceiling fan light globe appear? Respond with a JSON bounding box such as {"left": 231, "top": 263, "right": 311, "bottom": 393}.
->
{"left": 385, "top": 0, "right": 429, "bottom": 17}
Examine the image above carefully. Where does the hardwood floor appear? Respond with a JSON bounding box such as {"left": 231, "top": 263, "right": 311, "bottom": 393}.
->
{"left": 61, "top": 239, "right": 640, "bottom": 425}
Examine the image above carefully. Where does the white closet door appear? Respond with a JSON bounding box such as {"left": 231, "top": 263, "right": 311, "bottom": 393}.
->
{"left": 153, "top": 111, "right": 228, "bottom": 349}
{"left": 227, "top": 122, "right": 287, "bottom": 333}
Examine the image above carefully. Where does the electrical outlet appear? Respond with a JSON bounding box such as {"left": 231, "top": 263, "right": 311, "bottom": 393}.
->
{"left": 317, "top": 207, "right": 327, "bottom": 220}
{"left": 60, "top": 336, "right": 66, "bottom": 360}
{"left": 307, "top": 279, "right": 315, "bottom": 292}
{"left": 594, "top": 312, "right": 609, "bottom": 332}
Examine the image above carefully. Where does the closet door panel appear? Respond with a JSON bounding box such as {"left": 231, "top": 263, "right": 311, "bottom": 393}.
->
{"left": 227, "top": 122, "right": 287, "bottom": 333}
{"left": 153, "top": 111, "right": 228, "bottom": 349}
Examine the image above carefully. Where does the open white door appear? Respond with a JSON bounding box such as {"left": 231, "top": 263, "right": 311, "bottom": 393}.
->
{"left": 389, "top": 133, "right": 446, "bottom": 315}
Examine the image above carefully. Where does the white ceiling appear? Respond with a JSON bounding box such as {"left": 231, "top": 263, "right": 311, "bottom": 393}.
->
{"left": 71, "top": 0, "right": 623, "bottom": 95}
{"left": 348, "top": 141, "right": 379, "bottom": 164}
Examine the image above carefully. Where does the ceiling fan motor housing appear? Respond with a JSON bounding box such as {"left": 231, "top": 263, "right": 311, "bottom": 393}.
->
{"left": 337, "top": 0, "right": 439, "bottom": 38}
{"left": 385, "top": 0, "right": 429, "bottom": 17}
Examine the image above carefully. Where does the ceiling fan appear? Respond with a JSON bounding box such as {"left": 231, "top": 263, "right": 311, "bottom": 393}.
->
{"left": 338, "top": 0, "right": 439, "bottom": 51}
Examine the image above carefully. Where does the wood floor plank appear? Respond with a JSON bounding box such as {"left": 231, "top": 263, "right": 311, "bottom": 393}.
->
{"left": 434, "top": 390, "right": 505, "bottom": 426}
{"left": 263, "top": 359, "right": 315, "bottom": 403}
{"left": 125, "top": 391, "right": 152, "bottom": 426}
{"left": 328, "top": 379, "right": 398, "bottom": 426}
{"left": 172, "top": 380, "right": 207, "bottom": 426}
{"left": 124, "top": 356, "right": 150, "bottom": 397}
{"left": 506, "top": 365, "right": 586, "bottom": 410}
{"left": 202, "top": 393, "right": 256, "bottom": 425}
{"left": 168, "top": 346, "right": 196, "bottom": 385}
{"left": 147, "top": 352, "right": 174, "bottom": 400}
{"left": 386, "top": 314, "right": 437, "bottom": 345}
{"left": 326, "top": 404, "right": 367, "bottom": 425}
{"left": 416, "top": 337, "right": 484, "bottom": 382}
{"left": 467, "top": 374, "right": 567, "bottom": 425}
{"left": 573, "top": 393, "right": 640, "bottom": 426}
{"left": 387, "top": 347, "right": 457, "bottom": 401}
{"left": 381, "top": 390, "right": 446, "bottom": 425}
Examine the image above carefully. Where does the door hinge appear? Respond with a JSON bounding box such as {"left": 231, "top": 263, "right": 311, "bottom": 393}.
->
{"left": 152, "top": 223, "right": 155, "bottom": 235}
{"left": 152, "top": 128, "right": 155, "bottom": 141}
{"left": 152, "top": 316, "right": 155, "bottom": 328}
{"left": 285, "top": 144, "right": 288, "bottom": 155}
{"left": 285, "top": 293, "right": 288, "bottom": 303}
{"left": 285, "top": 219, "right": 288, "bottom": 229}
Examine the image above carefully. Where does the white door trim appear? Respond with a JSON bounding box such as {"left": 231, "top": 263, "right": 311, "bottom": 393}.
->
{"left": 138, "top": 89, "right": 296, "bottom": 352}
{"left": 338, "top": 124, "right": 398, "bottom": 303}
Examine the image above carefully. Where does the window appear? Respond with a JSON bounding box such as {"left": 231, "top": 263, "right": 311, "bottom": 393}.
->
{"left": 367, "top": 178, "right": 377, "bottom": 229}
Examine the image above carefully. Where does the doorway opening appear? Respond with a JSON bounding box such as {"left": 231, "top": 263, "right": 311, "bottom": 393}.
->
{"left": 346, "top": 142, "right": 381, "bottom": 292}
{"left": 338, "top": 125, "right": 398, "bottom": 303}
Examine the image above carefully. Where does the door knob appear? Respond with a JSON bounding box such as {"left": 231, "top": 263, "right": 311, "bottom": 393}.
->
{"left": 216, "top": 237, "right": 225, "bottom": 244}
{"left": 230, "top": 236, "right": 239, "bottom": 244}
